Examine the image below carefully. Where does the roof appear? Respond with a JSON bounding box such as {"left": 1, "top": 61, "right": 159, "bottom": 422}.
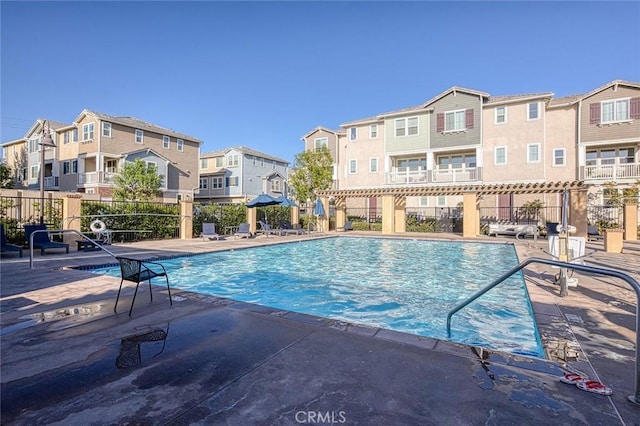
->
{"left": 549, "top": 80, "right": 640, "bottom": 107}
{"left": 75, "top": 109, "right": 203, "bottom": 143}
{"left": 201, "top": 146, "right": 289, "bottom": 165}
{"left": 421, "top": 86, "right": 491, "bottom": 109}
{"left": 485, "top": 92, "right": 554, "bottom": 106}
{"left": 301, "top": 126, "right": 341, "bottom": 139}
{"left": 124, "top": 147, "right": 175, "bottom": 164}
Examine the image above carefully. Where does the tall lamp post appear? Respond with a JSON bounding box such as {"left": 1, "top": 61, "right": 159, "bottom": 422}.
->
{"left": 39, "top": 121, "right": 56, "bottom": 224}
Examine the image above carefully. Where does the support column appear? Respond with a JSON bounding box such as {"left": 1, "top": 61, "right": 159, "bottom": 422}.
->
{"left": 462, "top": 191, "right": 478, "bottom": 238}
{"left": 319, "top": 197, "right": 330, "bottom": 232}
{"left": 179, "top": 199, "right": 193, "bottom": 240}
{"left": 569, "top": 188, "right": 588, "bottom": 240}
{"left": 624, "top": 203, "right": 638, "bottom": 241}
{"left": 335, "top": 197, "right": 346, "bottom": 231}
{"left": 290, "top": 206, "right": 300, "bottom": 227}
{"left": 394, "top": 196, "right": 406, "bottom": 233}
{"left": 381, "top": 194, "right": 395, "bottom": 234}
{"left": 247, "top": 207, "right": 257, "bottom": 235}
{"left": 62, "top": 194, "right": 83, "bottom": 244}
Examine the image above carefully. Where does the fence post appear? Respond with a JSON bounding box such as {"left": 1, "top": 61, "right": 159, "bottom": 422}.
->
{"left": 62, "top": 194, "right": 83, "bottom": 244}
{"left": 180, "top": 199, "right": 193, "bottom": 240}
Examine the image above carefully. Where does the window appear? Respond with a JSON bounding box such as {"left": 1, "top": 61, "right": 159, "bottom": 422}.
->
{"left": 349, "top": 128, "right": 357, "bottom": 141}
{"left": 445, "top": 110, "right": 466, "bottom": 131}
{"left": 72, "top": 128, "right": 78, "bottom": 142}
{"left": 71, "top": 160, "right": 78, "bottom": 174}
{"left": 135, "top": 129, "right": 144, "bottom": 144}
{"left": 527, "top": 143, "right": 541, "bottom": 163}
{"left": 314, "top": 137, "right": 328, "bottom": 151}
{"left": 260, "top": 158, "right": 264, "bottom": 168}
{"left": 146, "top": 161, "right": 157, "bottom": 171}
{"left": 199, "top": 177, "right": 208, "bottom": 190}
{"left": 102, "top": 122, "right": 112, "bottom": 137}
{"left": 349, "top": 159, "right": 357, "bottom": 174}
{"left": 28, "top": 137, "right": 38, "bottom": 153}
{"left": 437, "top": 109, "right": 474, "bottom": 132}
{"left": 419, "top": 196, "right": 429, "bottom": 207}
{"left": 215, "top": 157, "right": 223, "bottom": 168}
{"left": 252, "top": 156, "right": 257, "bottom": 166}
{"left": 163, "top": 136, "right": 170, "bottom": 149}
{"left": 200, "top": 158, "right": 208, "bottom": 169}
{"left": 64, "top": 132, "right": 70, "bottom": 144}
{"left": 272, "top": 160, "right": 276, "bottom": 169}
{"left": 397, "top": 158, "right": 426, "bottom": 171}
{"left": 370, "top": 124, "right": 378, "bottom": 139}
{"left": 369, "top": 157, "right": 378, "bottom": 173}
{"left": 495, "top": 106, "right": 507, "bottom": 124}
{"left": 226, "top": 176, "right": 238, "bottom": 186}
{"left": 553, "top": 149, "right": 566, "bottom": 166}
{"left": 271, "top": 180, "right": 281, "bottom": 192}
{"left": 63, "top": 161, "right": 70, "bottom": 175}
{"left": 394, "top": 117, "right": 419, "bottom": 137}
{"left": 437, "top": 196, "right": 446, "bottom": 207}
{"left": 82, "top": 123, "right": 94, "bottom": 140}
{"left": 227, "top": 154, "right": 239, "bottom": 167}
{"left": 603, "top": 99, "right": 629, "bottom": 123}
{"left": 177, "top": 139, "right": 183, "bottom": 152}
{"left": 437, "top": 154, "right": 476, "bottom": 170}
{"left": 30, "top": 165, "right": 38, "bottom": 179}
{"left": 495, "top": 146, "right": 507, "bottom": 165}
{"left": 528, "top": 102, "right": 539, "bottom": 120}
{"left": 212, "top": 177, "right": 223, "bottom": 189}
{"left": 105, "top": 160, "right": 117, "bottom": 173}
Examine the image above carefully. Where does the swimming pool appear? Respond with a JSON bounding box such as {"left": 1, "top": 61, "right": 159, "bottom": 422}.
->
{"left": 92, "top": 237, "right": 544, "bottom": 358}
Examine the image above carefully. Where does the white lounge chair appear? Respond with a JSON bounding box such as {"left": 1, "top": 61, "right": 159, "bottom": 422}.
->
{"left": 234, "top": 223, "right": 252, "bottom": 239}
{"left": 258, "top": 220, "right": 279, "bottom": 236}
{"left": 201, "top": 223, "right": 221, "bottom": 240}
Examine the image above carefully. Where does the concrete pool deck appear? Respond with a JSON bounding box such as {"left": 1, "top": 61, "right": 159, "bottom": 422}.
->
{"left": 1, "top": 232, "right": 638, "bottom": 425}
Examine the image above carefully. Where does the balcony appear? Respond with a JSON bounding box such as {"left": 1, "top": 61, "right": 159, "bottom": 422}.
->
{"left": 44, "top": 176, "right": 59, "bottom": 189}
{"left": 385, "top": 167, "right": 481, "bottom": 185}
{"left": 581, "top": 163, "right": 640, "bottom": 181}
{"left": 78, "top": 171, "right": 119, "bottom": 185}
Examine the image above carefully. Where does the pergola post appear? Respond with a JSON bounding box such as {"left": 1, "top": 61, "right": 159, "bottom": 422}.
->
{"left": 569, "top": 188, "right": 588, "bottom": 240}
{"left": 335, "top": 197, "right": 346, "bottom": 230}
{"left": 624, "top": 203, "right": 638, "bottom": 241}
{"left": 382, "top": 194, "right": 395, "bottom": 234}
{"left": 179, "top": 198, "right": 193, "bottom": 239}
{"left": 247, "top": 206, "right": 257, "bottom": 235}
{"left": 394, "top": 196, "right": 406, "bottom": 233}
{"left": 463, "top": 191, "right": 478, "bottom": 238}
{"left": 290, "top": 206, "right": 300, "bottom": 227}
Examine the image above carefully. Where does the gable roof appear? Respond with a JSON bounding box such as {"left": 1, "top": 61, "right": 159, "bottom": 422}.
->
{"left": 421, "top": 86, "right": 490, "bottom": 108}
{"left": 124, "top": 147, "right": 174, "bottom": 164}
{"left": 485, "top": 92, "right": 554, "bottom": 106}
{"left": 302, "top": 126, "right": 341, "bottom": 139}
{"left": 548, "top": 80, "right": 640, "bottom": 108}
{"left": 75, "top": 109, "right": 203, "bottom": 143}
{"left": 201, "top": 146, "right": 289, "bottom": 165}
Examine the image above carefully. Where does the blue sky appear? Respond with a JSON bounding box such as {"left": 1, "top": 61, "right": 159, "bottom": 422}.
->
{"left": 1, "top": 1, "right": 639, "bottom": 165}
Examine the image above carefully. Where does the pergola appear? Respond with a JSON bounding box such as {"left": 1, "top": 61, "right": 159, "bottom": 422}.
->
{"left": 316, "top": 181, "right": 590, "bottom": 238}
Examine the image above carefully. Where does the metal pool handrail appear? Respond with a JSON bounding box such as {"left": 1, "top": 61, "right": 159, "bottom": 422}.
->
{"left": 445, "top": 257, "right": 640, "bottom": 406}
{"left": 29, "top": 229, "right": 116, "bottom": 269}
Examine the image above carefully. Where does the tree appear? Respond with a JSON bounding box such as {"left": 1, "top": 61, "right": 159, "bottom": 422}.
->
{"left": 0, "top": 163, "right": 14, "bottom": 188}
{"left": 288, "top": 147, "right": 333, "bottom": 204}
{"left": 112, "top": 159, "right": 163, "bottom": 201}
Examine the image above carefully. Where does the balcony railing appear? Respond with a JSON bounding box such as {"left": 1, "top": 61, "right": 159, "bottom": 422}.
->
{"left": 44, "top": 176, "right": 59, "bottom": 189}
{"left": 78, "top": 171, "right": 119, "bottom": 185}
{"left": 581, "top": 163, "right": 640, "bottom": 180}
{"left": 385, "top": 167, "right": 481, "bottom": 185}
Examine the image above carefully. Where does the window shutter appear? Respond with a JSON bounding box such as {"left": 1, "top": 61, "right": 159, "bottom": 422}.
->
{"left": 630, "top": 97, "right": 640, "bottom": 120}
{"left": 436, "top": 113, "right": 444, "bottom": 132}
{"left": 589, "top": 103, "right": 601, "bottom": 124}
{"left": 465, "top": 109, "right": 474, "bottom": 129}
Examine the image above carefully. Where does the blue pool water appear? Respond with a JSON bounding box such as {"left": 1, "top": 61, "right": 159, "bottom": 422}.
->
{"left": 92, "top": 237, "right": 544, "bottom": 358}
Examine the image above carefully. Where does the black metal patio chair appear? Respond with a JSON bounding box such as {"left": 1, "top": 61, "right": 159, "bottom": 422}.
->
{"left": 115, "top": 256, "right": 172, "bottom": 316}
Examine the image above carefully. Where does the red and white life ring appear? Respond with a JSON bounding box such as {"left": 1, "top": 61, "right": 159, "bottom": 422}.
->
{"left": 90, "top": 219, "right": 106, "bottom": 233}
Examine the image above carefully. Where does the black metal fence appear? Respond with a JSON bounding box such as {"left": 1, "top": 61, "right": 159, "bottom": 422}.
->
{"left": 587, "top": 205, "right": 623, "bottom": 229}
{"left": 345, "top": 207, "right": 383, "bottom": 231}
{"left": 0, "top": 195, "right": 64, "bottom": 244}
{"left": 81, "top": 199, "right": 180, "bottom": 242}
{"left": 406, "top": 207, "right": 463, "bottom": 233}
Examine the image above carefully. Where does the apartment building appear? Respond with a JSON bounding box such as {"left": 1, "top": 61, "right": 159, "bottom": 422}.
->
{"left": 301, "top": 80, "right": 640, "bottom": 210}
{"left": 1, "top": 110, "right": 203, "bottom": 201}
{"left": 197, "top": 146, "right": 290, "bottom": 203}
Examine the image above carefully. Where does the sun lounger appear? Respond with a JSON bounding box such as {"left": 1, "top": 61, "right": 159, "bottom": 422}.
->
{"left": 234, "top": 223, "right": 252, "bottom": 239}
{"left": 0, "top": 224, "right": 23, "bottom": 257}
{"left": 201, "top": 223, "right": 221, "bottom": 240}
{"left": 587, "top": 225, "right": 603, "bottom": 241}
{"left": 24, "top": 224, "right": 69, "bottom": 255}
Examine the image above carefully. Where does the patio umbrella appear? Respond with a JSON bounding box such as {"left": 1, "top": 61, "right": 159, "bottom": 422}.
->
{"left": 275, "top": 195, "right": 299, "bottom": 208}
{"left": 313, "top": 198, "right": 326, "bottom": 217}
{"left": 246, "top": 194, "right": 281, "bottom": 226}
